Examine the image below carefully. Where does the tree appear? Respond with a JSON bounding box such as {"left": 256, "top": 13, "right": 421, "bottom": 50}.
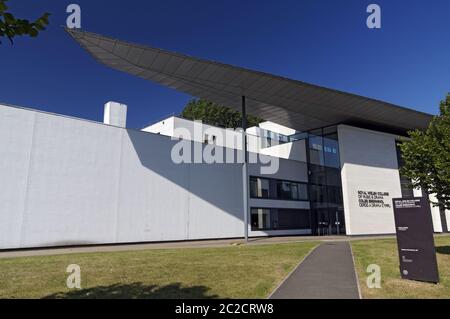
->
{"left": 181, "top": 99, "right": 263, "bottom": 129}
{"left": 0, "top": 0, "right": 50, "bottom": 44}
{"left": 400, "top": 93, "right": 450, "bottom": 210}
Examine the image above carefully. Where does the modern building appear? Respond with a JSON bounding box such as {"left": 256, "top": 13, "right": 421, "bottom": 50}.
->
{"left": 0, "top": 29, "right": 448, "bottom": 250}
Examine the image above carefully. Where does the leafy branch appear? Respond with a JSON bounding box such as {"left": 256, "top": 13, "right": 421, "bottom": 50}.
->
{"left": 0, "top": 0, "right": 50, "bottom": 44}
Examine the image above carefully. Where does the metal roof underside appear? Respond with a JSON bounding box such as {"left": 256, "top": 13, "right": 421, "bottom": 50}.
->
{"left": 66, "top": 28, "right": 432, "bottom": 135}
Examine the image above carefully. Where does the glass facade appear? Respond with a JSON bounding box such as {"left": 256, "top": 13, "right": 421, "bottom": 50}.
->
{"left": 307, "top": 126, "right": 345, "bottom": 236}
{"left": 249, "top": 125, "right": 345, "bottom": 235}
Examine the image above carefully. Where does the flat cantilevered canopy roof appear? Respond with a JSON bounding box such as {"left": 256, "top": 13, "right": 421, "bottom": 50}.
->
{"left": 67, "top": 28, "right": 433, "bottom": 135}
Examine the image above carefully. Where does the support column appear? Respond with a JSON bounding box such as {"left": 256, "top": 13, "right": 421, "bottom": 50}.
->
{"left": 242, "top": 96, "right": 249, "bottom": 242}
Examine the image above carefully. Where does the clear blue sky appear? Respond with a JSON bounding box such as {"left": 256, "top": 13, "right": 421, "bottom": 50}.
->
{"left": 2, "top": 0, "right": 449, "bottom": 129}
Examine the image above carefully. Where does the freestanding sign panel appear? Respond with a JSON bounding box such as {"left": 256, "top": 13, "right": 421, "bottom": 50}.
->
{"left": 392, "top": 197, "right": 439, "bottom": 283}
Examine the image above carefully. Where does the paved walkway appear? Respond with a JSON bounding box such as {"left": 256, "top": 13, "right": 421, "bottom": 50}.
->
{"left": 270, "top": 241, "right": 361, "bottom": 299}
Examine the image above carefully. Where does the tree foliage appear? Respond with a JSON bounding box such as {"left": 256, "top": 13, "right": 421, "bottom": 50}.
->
{"left": 181, "top": 99, "right": 263, "bottom": 129}
{"left": 400, "top": 93, "right": 450, "bottom": 210}
{"left": 0, "top": 0, "right": 50, "bottom": 44}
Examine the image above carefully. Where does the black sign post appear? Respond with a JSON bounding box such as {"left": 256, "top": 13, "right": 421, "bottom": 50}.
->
{"left": 392, "top": 197, "right": 439, "bottom": 283}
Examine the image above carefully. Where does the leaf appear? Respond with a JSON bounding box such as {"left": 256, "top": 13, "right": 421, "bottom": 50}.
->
{"left": 28, "top": 28, "right": 38, "bottom": 37}
{"left": 3, "top": 12, "right": 15, "bottom": 24}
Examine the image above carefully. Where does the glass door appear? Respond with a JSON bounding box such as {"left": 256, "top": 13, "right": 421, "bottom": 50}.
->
{"left": 328, "top": 208, "right": 345, "bottom": 235}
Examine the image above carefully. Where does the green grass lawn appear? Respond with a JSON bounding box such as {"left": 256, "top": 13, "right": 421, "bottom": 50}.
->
{"left": 352, "top": 236, "right": 450, "bottom": 299}
{"left": 0, "top": 242, "right": 318, "bottom": 299}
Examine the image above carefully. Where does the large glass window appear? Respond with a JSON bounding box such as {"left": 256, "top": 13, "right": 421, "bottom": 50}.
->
{"left": 307, "top": 126, "right": 345, "bottom": 235}
{"left": 277, "top": 209, "right": 311, "bottom": 230}
{"left": 251, "top": 208, "right": 311, "bottom": 231}
{"left": 274, "top": 180, "right": 308, "bottom": 201}
{"left": 250, "top": 177, "right": 308, "bottom": 201}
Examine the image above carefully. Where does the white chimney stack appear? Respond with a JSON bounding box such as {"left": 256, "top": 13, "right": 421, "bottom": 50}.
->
{"left": 104, "top": 101, "right": 127, "bottom": 128}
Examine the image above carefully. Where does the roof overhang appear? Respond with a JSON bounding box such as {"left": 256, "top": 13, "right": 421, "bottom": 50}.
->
{"left": 66, "top": 28, "right": 433, "bottom": 135}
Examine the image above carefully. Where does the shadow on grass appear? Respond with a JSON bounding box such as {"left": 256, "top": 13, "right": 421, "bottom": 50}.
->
{"left": 436, "top": 246, "right": 450, "bottom": 255}
{"left": 42, "top": 282, "right": 219, "bottom": 299}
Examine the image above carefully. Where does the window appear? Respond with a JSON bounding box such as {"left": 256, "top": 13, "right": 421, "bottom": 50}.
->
{"left": 250, "top": 177, "right": 270, "bottom": 198}
{"left": 250, "top": 178, "right": 258, "bottom": 198}
{"left": 276, "top": 181, "right": 291, "bottom": 200}
{"left": 204, "top": 134, "right": 209, "bottom": 144}
{"left": 309, "top": 135, "right": 324, "bottom": 166}
{"left": 250, "top": 177, "right": 308, "bottom": 201}
{"left": 251, "top": 208, "right": 311, "bottom": 231}
{"left": 277, "top": 209, "right": 311, "bottom": 230}
{"left": 274, "top": 180, "right": 308, "bottom": 201}
{"left": 323, "top": 136, "right": 340, "bottom": 168}
{"left": 251, "top": 209, "right": 271, "bottom": 230}
{"left": 400, "top": 176, "right": 414, "bottom": 198}
{"left": 308, "top": 126, "right": 341, "bottom": 169}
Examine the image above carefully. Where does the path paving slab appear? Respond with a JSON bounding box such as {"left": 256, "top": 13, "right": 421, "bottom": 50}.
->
{"left": 270, "top": 241, "right": 360, "bottom": 299}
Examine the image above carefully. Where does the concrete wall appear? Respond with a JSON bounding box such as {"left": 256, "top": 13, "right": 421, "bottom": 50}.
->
{"left": 0, "top": 104, "right": 247, "bottom": 249}
{"left": 338, "top": 125, "right": 403, "bottom": 235}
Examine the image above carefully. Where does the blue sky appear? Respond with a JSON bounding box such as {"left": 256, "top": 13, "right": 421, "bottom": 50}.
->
{"left": 2, "top": 0, "right": 449, "bottom": 129}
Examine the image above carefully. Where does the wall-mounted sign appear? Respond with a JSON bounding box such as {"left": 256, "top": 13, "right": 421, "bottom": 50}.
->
{"left": 358, "top": 191, "right": 391, "bottom": 208}
{"left": 392, "top": 197, "right": 440, "bottom": 283}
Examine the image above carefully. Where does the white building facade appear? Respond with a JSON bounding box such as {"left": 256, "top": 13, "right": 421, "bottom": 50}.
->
{"left": 1, "top": 102, "right": 448, "bottom": 250}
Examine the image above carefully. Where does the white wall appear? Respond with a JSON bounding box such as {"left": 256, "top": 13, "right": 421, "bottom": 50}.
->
{"left": 428, "top": 194, "right": 444, "bottom": 233}
{"left": 142, "top": 117, "right": 175, "bottom": 136}
{"left": 338, "top": 125, "right": 403, "bottom": 235}
{"left": 413, "top": 189, "right": 444, "bottom": 233}
{"left": 0, "top": 105, "right": 247, "bottom": 249}
{"left": 339, "top": 125, "right": 447, "bottom": 235}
